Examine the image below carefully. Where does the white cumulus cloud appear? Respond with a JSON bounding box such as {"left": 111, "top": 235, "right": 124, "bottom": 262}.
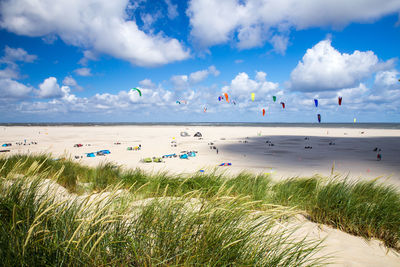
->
{"left": 0, "top": 0, "right": 190, "bottom": 66}
{"left": 187, "top": 0, "right": 400, "bottom": 52}
{"left": 222, "top": 71, "right": 279, "bottom": 100}
{"left": 1, "top": 46, "right": 37, "bottom": 63}
{"left": 0, "top": 78, "right": 32, "bottom": 99}
{"left": 36, "top": 77, "right": 65, "bottom": 98}
{"left": 74, "top": 68, "right": 92, "bottom": 77}
{"left": 189, "top": 65, "right": 220, "bottom": 83}
{"left": 289, "top": 39, "right": 393, "bottom": 92}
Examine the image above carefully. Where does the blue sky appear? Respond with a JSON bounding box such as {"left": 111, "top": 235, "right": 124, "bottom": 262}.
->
{"left": 0, "top": 0, "right": 400, "bottom": 123}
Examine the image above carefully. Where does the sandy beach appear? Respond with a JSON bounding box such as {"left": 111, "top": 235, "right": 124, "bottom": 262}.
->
{"left": 2, "top": 125, "right": 400, "bottom": 185}
{"left": 1, "top": 125, "right": 400, "bottom": 266}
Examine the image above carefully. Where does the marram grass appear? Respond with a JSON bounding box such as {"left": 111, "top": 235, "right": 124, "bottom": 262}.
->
{"left": 0, "top": 173, "right": 326, "bottom": 266}
{"left": 1, "top": 154, "right": 400, "bottom": 253}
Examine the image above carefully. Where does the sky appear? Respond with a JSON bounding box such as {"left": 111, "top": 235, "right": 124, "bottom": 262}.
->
{"left": 0, "top": 0, "right": 400, "bottom": 123}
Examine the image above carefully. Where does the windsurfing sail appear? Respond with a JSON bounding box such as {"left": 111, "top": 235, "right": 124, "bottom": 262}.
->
{"left": 317, "top": 114, "right": 321, "bottom": 123}
{"left": 273, "top": 96, "right": 276, "bottom": 102}
{"left": 354, "top": 118, "right": 357, "bottom": 123}
{"left": 251, "top": 93, "right": 255, "bottom": 101}
{"left": 280, "top": 102, "right": 285, "bottom": 109}
{"left": 338, "top": 96, "right": 342, "bottom": 106}
{"left": 262, "top": 109, "right": 265, "bottom": 116}
{"left": 314, "top": 99, "right": 318, "bottom": 107}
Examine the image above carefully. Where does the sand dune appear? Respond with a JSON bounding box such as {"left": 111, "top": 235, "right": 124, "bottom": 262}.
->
{"left": 1, "top": 125, "right": 400, "bottom": 265}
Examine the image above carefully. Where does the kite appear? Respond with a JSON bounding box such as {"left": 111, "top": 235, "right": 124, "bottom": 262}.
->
{"left": 218, "top": 96, "right": 223, "bottom": 101}
{"left": 280, "top": 102, "right": 285, "bottom": 109}
{"left": 262, "top": 109, "right": 265, "bottom": 116}
{"left": 224, "top": 93, "right": 229, "bottom": 102}
{"left": 131, "top": 88, "right": 142, "bottom": 96}
{"left": 338, "top": 96, "right": 342, "bottom": 106}
{"left": 317, "top": 114, "right": 321, "bottom": 123}
{"left": 314, "top": 99, "right": 318, "bottom": 107}
{"left": 272, "top": 96, "right": 276, "bottom": 102}
{"left": 251, "top": 93, "right": 255, "bottom": 101}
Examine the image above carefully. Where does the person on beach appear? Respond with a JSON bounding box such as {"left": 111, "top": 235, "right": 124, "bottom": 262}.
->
{"left": 216, "top": 148, "right": 219, "bottom": 154}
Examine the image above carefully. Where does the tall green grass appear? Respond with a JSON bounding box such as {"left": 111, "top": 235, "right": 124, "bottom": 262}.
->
{"left": 1, "top": 154, "right": 400, "bottom": 251}
{"left": 271, "top": 177, "right": 400, "bottom": 249}
{"left": 0, "top": 173, "right": 326, "bottom": 266}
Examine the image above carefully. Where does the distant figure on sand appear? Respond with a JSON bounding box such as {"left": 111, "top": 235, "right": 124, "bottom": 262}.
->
{"left": 216, "top": 148, "right": 219, "bottom": 154}
{"left": 377, "top": 153, "right": 382, "bottom": 161}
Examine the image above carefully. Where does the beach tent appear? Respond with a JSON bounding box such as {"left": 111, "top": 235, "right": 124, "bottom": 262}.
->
{"left": 98, "top": 150, "right": 111, "bottom": 154}
{"left": 179, "top": 154, "right": 188, "bottom": 159}
{"left": 86, "top": 153, "right": 95, "bottom": 157}
{"left": 194, "top": 132, "right": 202, "bottom": 137}
{"left": 180, "top": 131, "right": 189, "bottom": 137}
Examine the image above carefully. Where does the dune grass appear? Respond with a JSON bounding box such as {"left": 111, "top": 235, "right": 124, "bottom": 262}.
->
{"left": 1, "top": 154, "right": 400, "bottom": 253}
{"left": 0, "top": 170, "right": 326, "bottom": 266}
{"left": 271, "top": 177, "right": 400, "bottom": 249}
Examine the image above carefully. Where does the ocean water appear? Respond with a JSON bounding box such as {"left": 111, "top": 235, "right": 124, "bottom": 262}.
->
{"left": 1, "top": 122, "right": 400, "bottom": 129}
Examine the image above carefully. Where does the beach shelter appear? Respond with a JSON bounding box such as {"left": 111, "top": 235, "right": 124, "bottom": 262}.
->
{"left": 86, "top": 153, "right": 95, "bottom": 157}
{"left": 180, "top": 154, "right": 188, "bottom": 159}
{"left": 98, "top": 149, "right": 111, "bottom": 154}
{"left": 180, "top": 131, "right": 189, "bottom": 137}
{"left": 194, "top": 132, "right": 202, "bottom": 137}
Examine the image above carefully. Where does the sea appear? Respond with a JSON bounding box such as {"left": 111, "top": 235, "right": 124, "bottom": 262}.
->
{"left": 1, "top": 122, "right": 400, "bottom": 129}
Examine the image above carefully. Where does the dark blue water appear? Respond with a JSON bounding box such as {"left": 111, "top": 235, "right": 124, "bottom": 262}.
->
{"left": 1, "top": 122, "right": 400, "bottom": 129}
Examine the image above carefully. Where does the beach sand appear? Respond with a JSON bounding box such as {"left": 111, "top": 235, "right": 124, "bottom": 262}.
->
{"left": 2, "top": 125, "right": 399, "bottom": 184}
{"left": 1, "top": 125, "right": 400, "bottom": 266}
